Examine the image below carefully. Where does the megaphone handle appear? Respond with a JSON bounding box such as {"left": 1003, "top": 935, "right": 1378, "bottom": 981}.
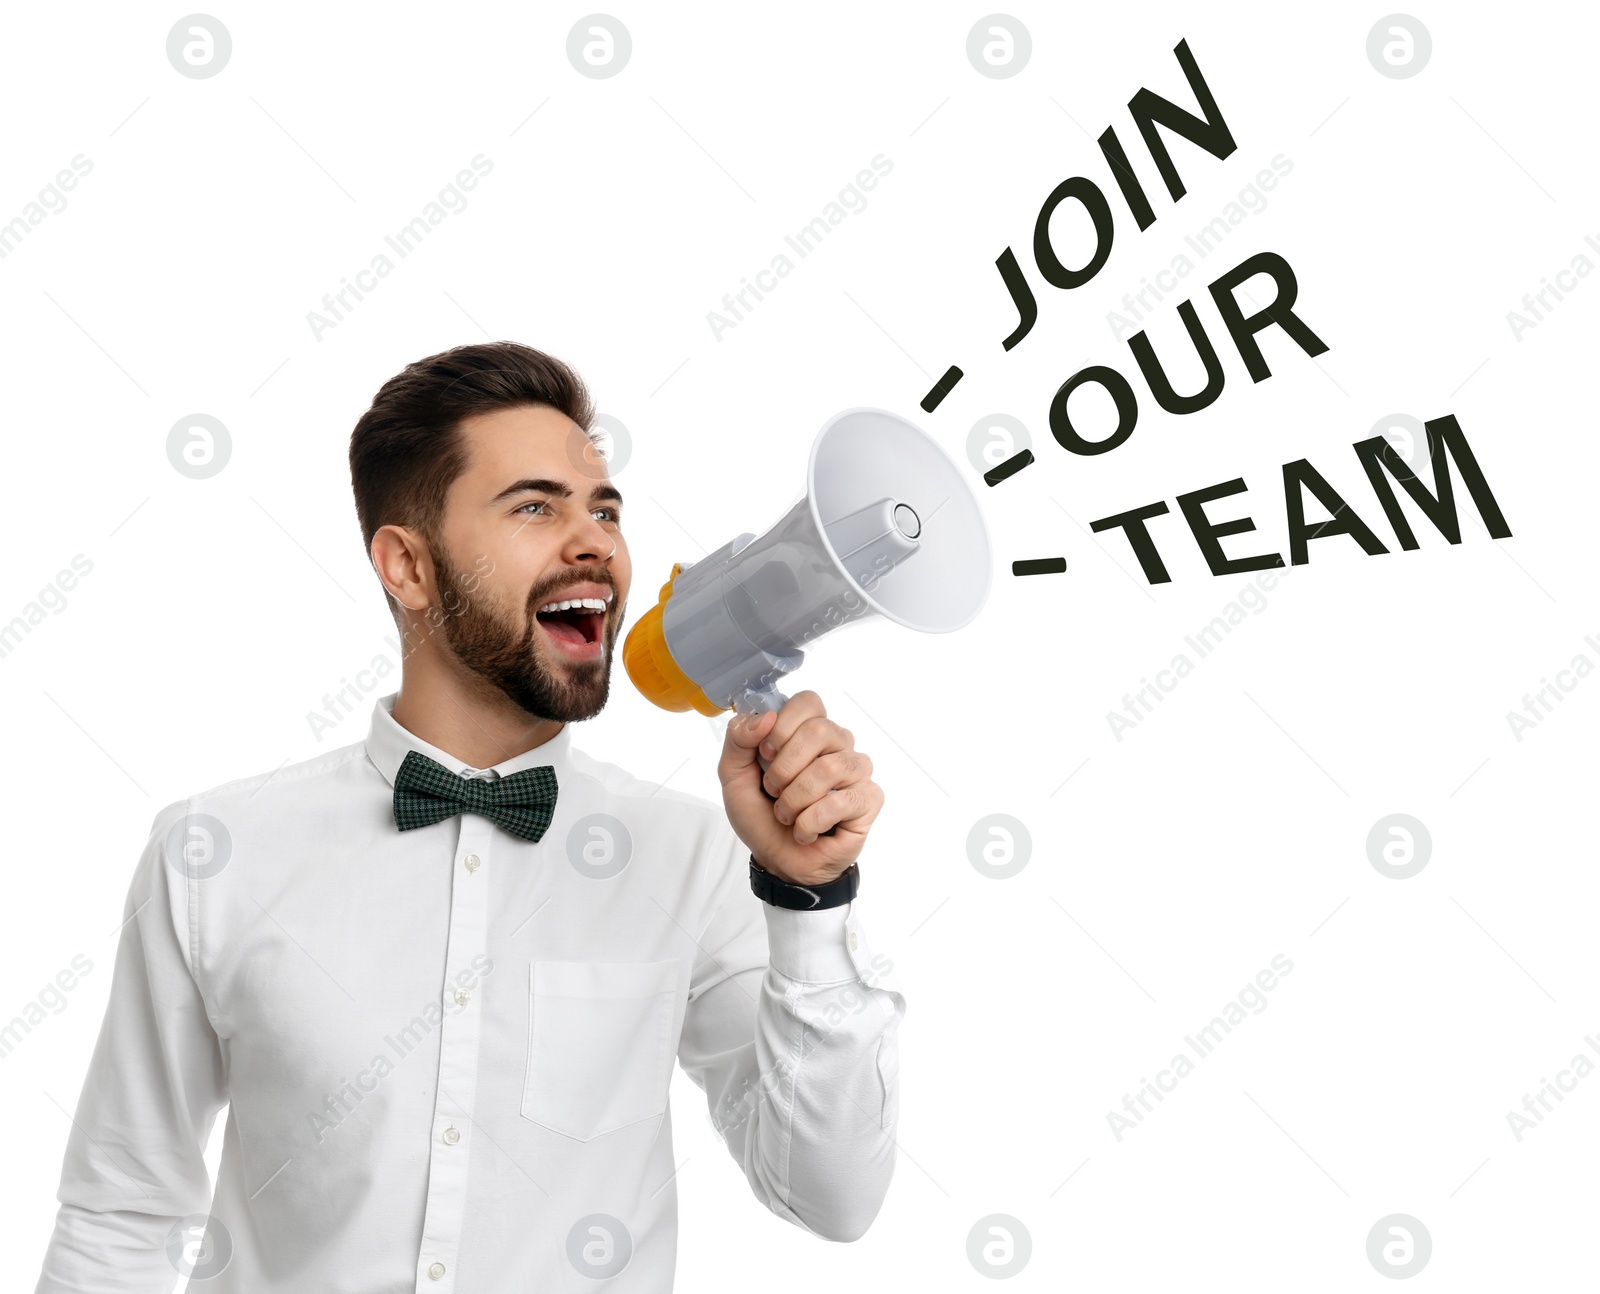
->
{"left": 734, "top": 687, "right": 839, "bottom": 839}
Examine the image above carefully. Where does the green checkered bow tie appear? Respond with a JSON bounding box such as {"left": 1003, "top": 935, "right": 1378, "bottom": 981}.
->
{"left": 392, "top": 750, "right": 560, "bottom": 842}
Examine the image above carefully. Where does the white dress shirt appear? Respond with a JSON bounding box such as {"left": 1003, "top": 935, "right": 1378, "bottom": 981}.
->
{"left": 33, "top": 691, "right": 904, "bottom": 1292}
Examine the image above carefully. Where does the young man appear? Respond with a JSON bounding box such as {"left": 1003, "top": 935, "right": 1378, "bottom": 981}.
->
{"left": 33, "top": 342, "right": 904, "bottom": 1292}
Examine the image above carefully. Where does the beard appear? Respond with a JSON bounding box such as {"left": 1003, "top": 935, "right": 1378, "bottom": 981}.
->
{"left": 432, "top": 542, "right": 622, "bottom": 723}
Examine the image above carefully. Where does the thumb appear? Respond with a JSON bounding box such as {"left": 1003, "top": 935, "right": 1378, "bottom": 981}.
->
{"left": 720, "top": 709, "right": 777, "bottom": 777}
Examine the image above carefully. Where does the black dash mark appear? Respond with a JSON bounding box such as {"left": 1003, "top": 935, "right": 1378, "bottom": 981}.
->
{"left": 1013, "top": 557, "right": 1067, "bottom": 576}
{"left": 984, "top": 449, "right": 1034, "bottom": 487}
{"left": 920, "top": 365, "right": 964, "bottom": 412}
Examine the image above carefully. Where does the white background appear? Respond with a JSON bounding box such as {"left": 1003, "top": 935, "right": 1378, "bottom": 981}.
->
{"left": 4, "top": 2, "right": 1596, "bottom": 1289}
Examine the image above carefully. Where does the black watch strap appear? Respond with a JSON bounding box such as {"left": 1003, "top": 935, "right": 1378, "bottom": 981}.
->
{"left": 748, "top": 855, "right": 860, "bottom": 910}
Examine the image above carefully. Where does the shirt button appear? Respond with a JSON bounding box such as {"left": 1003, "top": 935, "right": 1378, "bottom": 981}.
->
{"left": 454, "top": 988, "right": 471, "bottom": 1006}
{"left": 464, "top": 853, "right": 481, "bottom": 872}
{"left": 443, "top": 1125, "right": 461, "bottom": 1145}
{"left": 427, "top": 1262, "right": 446, "bottom": 1280}
{"left": 849, "top": 930, "right": 859, "bottom": 952}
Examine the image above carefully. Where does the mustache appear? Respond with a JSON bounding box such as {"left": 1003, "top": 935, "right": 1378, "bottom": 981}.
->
{"left": 524, "top": 568, "right": 617, "bottom": 612}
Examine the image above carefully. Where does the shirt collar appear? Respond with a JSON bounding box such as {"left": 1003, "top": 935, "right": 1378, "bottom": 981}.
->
{"left": 365, "top": 691, "right": 575, "bottom": 787}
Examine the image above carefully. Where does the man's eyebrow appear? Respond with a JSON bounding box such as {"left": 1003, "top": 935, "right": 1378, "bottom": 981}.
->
{"left": 491, "top": 478, "right": 624, "bottom": 508}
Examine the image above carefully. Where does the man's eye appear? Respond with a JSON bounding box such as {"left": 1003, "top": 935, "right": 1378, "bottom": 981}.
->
{"left": 516, "top": 501, "right": 549, "bottom": 516}
{"left": 594, "top": 507, "right": 620, "bottom": 523}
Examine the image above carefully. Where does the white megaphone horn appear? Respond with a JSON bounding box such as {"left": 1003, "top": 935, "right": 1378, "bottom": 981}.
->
{"left": 623, "top": 407, "right": 992, "bottom": 724}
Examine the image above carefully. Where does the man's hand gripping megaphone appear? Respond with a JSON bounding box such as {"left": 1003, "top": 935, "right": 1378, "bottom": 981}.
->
{"left": 717, "top": 691, "right": 881, "bottom": 889}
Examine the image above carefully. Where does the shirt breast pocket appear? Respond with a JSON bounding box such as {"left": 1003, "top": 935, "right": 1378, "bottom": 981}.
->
{"left": 521, "top": 959, "right": 680, "bottom": 1141}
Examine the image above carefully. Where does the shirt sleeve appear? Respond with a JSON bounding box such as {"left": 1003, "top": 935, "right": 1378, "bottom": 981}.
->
{"left": 676, "top": 826, "right": 906, "bottom": 1243}
{"left": 34, "top": 800, "right": 230, "bottom": 1294}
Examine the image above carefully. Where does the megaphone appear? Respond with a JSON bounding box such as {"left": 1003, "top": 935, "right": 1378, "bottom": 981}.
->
{"left": 624, "top": 407, "right": 992, "bottom": 722}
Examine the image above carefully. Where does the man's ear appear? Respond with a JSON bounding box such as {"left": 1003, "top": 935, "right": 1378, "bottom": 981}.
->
{"left": 370, "top": 524, "right": 435, "bottom": 615}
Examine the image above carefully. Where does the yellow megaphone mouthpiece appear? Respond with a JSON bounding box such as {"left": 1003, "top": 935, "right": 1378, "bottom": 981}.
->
{"left": 622, "top": 565, "right": 724, "bottom": 716}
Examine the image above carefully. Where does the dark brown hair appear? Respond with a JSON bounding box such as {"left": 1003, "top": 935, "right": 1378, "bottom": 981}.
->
{"left": 348, "top": 341, "right": 595, "bottom": 559}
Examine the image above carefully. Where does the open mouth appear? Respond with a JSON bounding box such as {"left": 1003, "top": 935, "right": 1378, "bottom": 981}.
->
{"left": 534, "top": 595, "right": 608, "bottom": 654}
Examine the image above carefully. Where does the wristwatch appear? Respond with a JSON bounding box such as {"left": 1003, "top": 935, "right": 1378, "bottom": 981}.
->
{"left": 748, "top": 855, "right": 860, "bottom": 910}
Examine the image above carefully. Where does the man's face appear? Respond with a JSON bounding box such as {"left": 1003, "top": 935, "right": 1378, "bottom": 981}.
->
{"left": 428, "top": 403, "right": 631, "bottom": 723}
